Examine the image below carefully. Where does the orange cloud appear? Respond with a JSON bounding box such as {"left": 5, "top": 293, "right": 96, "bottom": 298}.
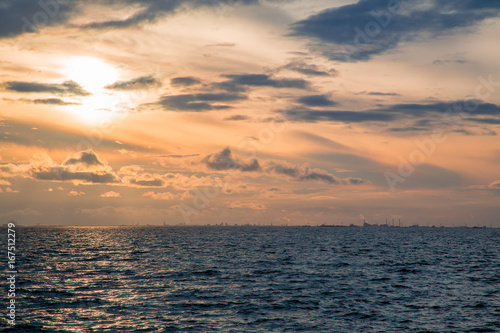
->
{"left": 100, "top": 191, "right": 121, "bottom": 198}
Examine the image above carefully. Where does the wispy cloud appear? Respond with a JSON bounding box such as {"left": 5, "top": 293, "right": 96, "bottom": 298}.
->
{"left": 170, "top": 77, "right": 201, "bottom": 87}
{"left": 217, "top": 74, "right": 309, "bottom": 92}
{"left": 159, "top": 93, "right": 246, "bottom": 111}
{"left": 105, "top": 75, "right": 161, "bottom": 90}
{"left": 2, "top": 80, "right": 90, "bottom": 96}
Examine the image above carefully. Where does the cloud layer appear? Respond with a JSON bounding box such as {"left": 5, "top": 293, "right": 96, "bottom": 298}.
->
{"left": 291, "top": 0, "right": 500, "bottom": 61}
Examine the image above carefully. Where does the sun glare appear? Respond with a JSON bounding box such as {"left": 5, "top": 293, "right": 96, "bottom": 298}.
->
{"left": 65, "top": 57, "right": 119, "bottom": 93}
{"left": 63, "top": 57, "right": 123, "bottom": 124}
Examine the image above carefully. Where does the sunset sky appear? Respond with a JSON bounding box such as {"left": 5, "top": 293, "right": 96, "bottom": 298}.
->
{"left": 1, "top": 0, "right": 499, "bottom": 226}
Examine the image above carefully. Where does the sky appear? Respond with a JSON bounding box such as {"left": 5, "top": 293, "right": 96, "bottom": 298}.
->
{"left": 0, "top": 0, "right": 499, "bottom": 226}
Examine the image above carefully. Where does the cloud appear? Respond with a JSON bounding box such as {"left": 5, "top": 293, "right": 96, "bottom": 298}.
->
{"left": 219, "top": 74, "right": 309, "bottom": 92}
{"left": 279, "top": 100, "right": 500, "bottom": 125}
{"left": 34, "top": 98, "right": 79, "bottom": 105}
{"left": 265, "top": 160, "right": 342, "bottom": 184}
{"left": 170, "top": 77, "right": 201, "bottom": 87}
{"left": 201, "top": 147, "right": 369, "bottom": 185}
{"left": 386, "top": 126, "right": 428, "bottom": 132}
{"left": 161, "top": 154, "right": 201, "bottom": 158}
{"left": 128, "top": 176, "right": 164, "bottom": 187}
{"left": 280, "top": 108, "right": 395, "bottom": 123}
{"left": 143, "top": 191, "right": 176, "bottom": 200}
{"left": 203, "top": 147, "right": 261, "bottom": 172}
{"left": 280, "top": 59, "right": 336, "bottom": 76}
{"left": 379, "top": 100, "right": 500, "bottom": 117}
{"left": 27, "top": 150, "right": 120, "bottom": 184}
{"left": 68, "top": 190, "right": 85, "bottom": 196}
{"left": 33, "top": 168, "right": 119, "bottom": 184}
{"left": 4, "top": 98, "right": 80, "bottom": 105}
{"left": 465, "top": 118, "right": 500, "bottom": 125}
{"left": 83, "top": 0, "right": 258, "bottom": 30}
{"left": 159, "top": 93, "right": 246, "bottom": 111}
{"left": 117, "top": 166, "right": 166, "bottom": 187}
{"left": 489, "top": 180, "right": 500, "bottom": 189}
{"left": 468, "top": 180, "right": 500, "bottom": 194}
{"left": 205, "top": 42, "right": 236, "bottom": 47}
{"left": 290, "top": 0, "right": 500, "bottom": 61}
{"left": 0, "top": 0, "right": 259, "bottom": 39}
{"left": 105, "top": 75, "right": 161, "bottom": 90}
{"left": 366, "top": 92, "right": 400, "bottom": 96}
{"left": 0, "top": 0, "right": 75, "bottom": 38}
{"left": 224, "top": 114, "right": 250, "bottom": 121}
{"left": 2, "top": 80, "right": 90, "bottom": 96}
{"left": 101, "top": 191, "right": 121, "bottom": 198}
{"left": 63, "top": 150, "right": 104, "bottom": 166}
{"left": 265, "top": 160, "right": 368, "bottom": 185}
{"left": 297, "top": 95, "right": 337, "bottom": 107}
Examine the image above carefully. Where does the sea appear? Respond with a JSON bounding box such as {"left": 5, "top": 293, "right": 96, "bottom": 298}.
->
{"left": 1, "top": 226, "right": 499, "bottom": 332}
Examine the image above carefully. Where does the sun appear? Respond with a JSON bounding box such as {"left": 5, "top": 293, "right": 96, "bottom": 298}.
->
{"left": 65, "top": 57, "right": 119, "bottom": 94}
{"left": 63, "top": 57, "right": 123, "bottom": 124}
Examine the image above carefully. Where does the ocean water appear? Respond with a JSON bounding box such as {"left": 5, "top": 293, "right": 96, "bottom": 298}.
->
{"left": 1, "top": 226, "right": 499, "bottom": 332}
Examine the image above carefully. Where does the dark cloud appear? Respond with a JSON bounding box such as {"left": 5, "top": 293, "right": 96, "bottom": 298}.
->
{"left": 3, "top": 98, "right": 79, "bottom": 105}
{"left": 202, "top": 148, "right": 369, "bottom": 185}
{"left": 32, "top": 168, "right": 119, "bottom": 184}
{"left": 29, "top": 150, "right": 119, "bottom": 184}
{"left": 2, "top": 80, "right": 90, "bottom": 96}
{"left": 432, "top": 59, "right": 469, "bottom": 66}
{"left": 63, "top": 150, "right": 103, "bottom": 166}
{"left": 105, "top": 75, "right": 161, "bottom": 90}
{"left": 84, "top": 0, "right": 259, "bottom": 30}
{"left": 290, "top": 0, "right": 500, "bottom": 62}
{"left": 264, "top": 160, "right": 365, "bottom": 185}
{"left": 224, "top": 114, "right": 250, "bottom": 121}
{"left": 279, "top": 100, "right": 500, "bottom": 125}
{"left": 170, "top": 76, "right": 201, "bottom": 87}
{"left": 0, "top": 0, "right": 75, "bottom": 38}
{"left": 280, "top": 108, "right": 395, "bottom": 123}
{"left": 366, "top": 92, "right": 400, "bottom": 96}
{"left": 217, "top": 74, "right": 309, "bottom": 92}
{"left": 386, "top": 126, "right": 428, "bottom": 132}
{"left": 0, "top": 0, "right": 258, "bottom": 39}
{"left": 128, "top": 178, "right": 164, "bottom": 187}
{"left": 465, "top": 118, "right": 500, "bottom": 125}
{"left": 159, "top": 93, "right": 246, "bottom": 111}
{"left": 297, "top": 94, "right": 337, "bottom": 107}
{"left": 380, "top": 100, "right": 500, "bottom": 117}
{"left": 203, "top": 147, "right": 260, "bottom": 172}
{"left": 281, "top": 60, "right": 336, "bottom": 76}
{"left": 162, "top": 154, "right": 201, "bottom": 158}
{"left": 33, "top": 98, "right": 79, "bottom": 105}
